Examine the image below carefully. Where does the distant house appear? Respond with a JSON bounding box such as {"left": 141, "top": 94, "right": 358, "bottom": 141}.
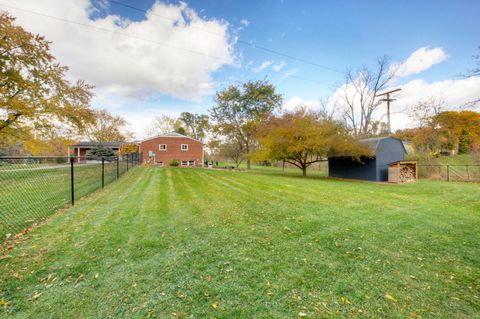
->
{"left": 139, "top": 132, "right": 204, "bottom": 167}
{"left": 68, "top": 141, "right": 123, "bottom": 163}
{"left": 328, "top": 137, "right": 407, "bottom": 182}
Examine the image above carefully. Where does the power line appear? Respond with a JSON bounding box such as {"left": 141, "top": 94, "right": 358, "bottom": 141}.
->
{"left": 0, "top": 3, "right": 331, "bottom": 86}
{"left": 0, "top": 3, "right": 229, "bottom": 62}
{"left": 266, "top": 68, "right": 327, "bottom": 85}
{"left": 105, "top": 0, "right": 343, "bottom": 74}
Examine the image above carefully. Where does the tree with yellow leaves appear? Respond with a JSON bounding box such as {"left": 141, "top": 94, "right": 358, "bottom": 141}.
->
{"left": 0, "top": 13, "right": 94, "bottom": 140}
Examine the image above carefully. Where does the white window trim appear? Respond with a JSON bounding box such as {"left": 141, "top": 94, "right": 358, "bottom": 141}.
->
{"left": 159, "top": 144, "right": 167, "bottom": 151}
{"left": 181, "top": 160, "right": 188, "bottom": 166}
{"left": 181, "top": 144, "right": 188, "bottom": 151}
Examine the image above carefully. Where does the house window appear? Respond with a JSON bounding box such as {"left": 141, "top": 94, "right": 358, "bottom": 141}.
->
{"left": 157, "top": 161, "right": 163, "bottom": 167}
{"left": 159, "top": 144, "right": 167, "bottom": 151}
{"left": 148, "top": 150, "right": 154, "bottom": 158}
{"left": 181, "top": 144, "right": 188, "bottom": 151}
{"left": 181, "top": 160, "right": 195, "bottom": 167}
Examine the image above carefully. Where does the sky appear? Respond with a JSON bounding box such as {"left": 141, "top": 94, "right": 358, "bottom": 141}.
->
{"left": 1, "top": 0, "right": 479, "bottom": 139}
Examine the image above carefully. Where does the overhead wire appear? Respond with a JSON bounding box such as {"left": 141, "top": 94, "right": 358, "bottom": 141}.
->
{"left": 0, "top": 3, "right": 337, "bottom": 86}
{"left": 105, "top": 0, "right": 343, "bottom": 74}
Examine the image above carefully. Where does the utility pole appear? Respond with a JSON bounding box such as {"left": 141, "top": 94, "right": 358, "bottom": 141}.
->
{"left": 376, "top": 88, "right": 401, "bottom": 135}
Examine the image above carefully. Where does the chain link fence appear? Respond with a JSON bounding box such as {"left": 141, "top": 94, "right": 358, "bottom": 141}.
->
{"left": 418, "top": 164, "right": 480, "bottom": 182}
{"left": 0, "top": 153, "right": 140, "bottom": 241}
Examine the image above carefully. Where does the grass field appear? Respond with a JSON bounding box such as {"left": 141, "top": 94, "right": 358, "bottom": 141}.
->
{"left": 1, "top": 167, "right": 479, "bottom": 318}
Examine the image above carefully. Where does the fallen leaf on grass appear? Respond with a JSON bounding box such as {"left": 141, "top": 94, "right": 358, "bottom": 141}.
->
{"left": 385, "top": 293, "right": 397, "bottom": 303}
{"left": 74, "top": 274, "right": 84, "bottom": 287}
{"left": 340, "top": 297, "right": 351, "bottom": 305}
{"left": 12, "top": 272, "right": 23, "bottom": 280}
{"left": 176, "top": 292, "right": 185, "bottom": 299}
{"left": 298, "top": 311, "right": 307, "bottom": 317}
{"left": 29, "top": 292, "right": 42, "bottom": 301}
{"left": 0, "top": 298, "right": 10, "bottom": 309}
{"left": 211, "top": 303, "right": 218, "bottom": 309}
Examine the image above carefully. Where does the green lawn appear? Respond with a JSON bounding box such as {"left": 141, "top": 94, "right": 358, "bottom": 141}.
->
{"left": 215, "top": 160, "right": 329, "bottom": 177}
{"left": 1, "top": 167, "right": 479, "bottom": 318}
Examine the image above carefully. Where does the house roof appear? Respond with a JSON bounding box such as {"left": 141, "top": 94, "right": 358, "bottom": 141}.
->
{"left": 70, "top": 141, "right": 123, "bottom": 147}
{"left": 140, "top": 132, "right": 204, "bottom": 144}
{"left": 358, "top": 136, "right": 406, "bottom": 153}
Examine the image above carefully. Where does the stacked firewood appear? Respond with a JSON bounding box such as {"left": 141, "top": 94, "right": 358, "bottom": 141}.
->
{"left": 399, "top": 165, "right": 416, "bottom": 183}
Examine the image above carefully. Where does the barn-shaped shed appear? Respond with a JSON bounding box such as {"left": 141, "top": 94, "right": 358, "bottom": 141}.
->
{"left": 328, "top": 137, "right": 407, "bottom": 182}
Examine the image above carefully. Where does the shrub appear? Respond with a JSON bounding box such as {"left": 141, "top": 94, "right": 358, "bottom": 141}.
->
{"left": 169, "top": 159, "right": 180, "bottom": 166}
{"left": 86, "top": 145, "right": 115, "bottom": 159}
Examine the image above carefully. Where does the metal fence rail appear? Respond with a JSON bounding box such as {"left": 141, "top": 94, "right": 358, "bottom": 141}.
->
{"left": 0, "top": 153, "right": 140, "bottom": 241}
{"left": 418, "top": 164, "right": 480, "bottom": 182}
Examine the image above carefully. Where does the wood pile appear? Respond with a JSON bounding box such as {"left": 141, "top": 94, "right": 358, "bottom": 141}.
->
{"left": 399, "top": 165, "right": 416, "bottom": 183}
{"left": 388, "top": 161, "right": 418, "bottom": 183}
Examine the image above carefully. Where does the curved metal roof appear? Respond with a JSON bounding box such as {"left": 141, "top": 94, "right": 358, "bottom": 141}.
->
{"left": 359, "top": 136, "right": 406, "bottom": 153}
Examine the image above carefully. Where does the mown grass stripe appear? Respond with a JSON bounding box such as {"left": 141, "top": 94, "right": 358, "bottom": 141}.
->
{"left": 1, "top": 167, "right": 479, "bottom": 318}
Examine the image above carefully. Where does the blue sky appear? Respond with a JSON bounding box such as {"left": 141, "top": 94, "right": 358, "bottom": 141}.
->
{"left": 2, "top": 0, "right": 480, "bottom": 137}
{"left": 104, "top": 0, "right": 479, "bottom": 98}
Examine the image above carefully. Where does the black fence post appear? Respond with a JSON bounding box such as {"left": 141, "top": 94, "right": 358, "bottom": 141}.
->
{"left": 447, "top": 165, "right": 450, "bottom": 182}
{"left": 126, "top": 154, "right": 129, "bottom": 171}
{"left": 70, "top": 157, "right": 75, "bottom": 206}
{"left": 116, "top": 156, "right": 119, "bottom": 179}
{"left": 101, "top": 157, "right": 105, "bottom": 188}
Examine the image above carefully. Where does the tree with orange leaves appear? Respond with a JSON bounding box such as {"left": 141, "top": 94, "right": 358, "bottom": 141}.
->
{"left": 256, "top": 107, "right": 370, "bottom": 177}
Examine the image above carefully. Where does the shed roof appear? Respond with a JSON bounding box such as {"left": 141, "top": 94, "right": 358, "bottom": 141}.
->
{"left": 358, "top": 136, "right": 406, "bottom": 153}
{"left": 70, "top": 141, "right": 123, "bottom": 147}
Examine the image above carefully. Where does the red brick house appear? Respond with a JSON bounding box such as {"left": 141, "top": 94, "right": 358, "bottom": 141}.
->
{"left": 139, "top": 132, "right": 204, "bottom": 167}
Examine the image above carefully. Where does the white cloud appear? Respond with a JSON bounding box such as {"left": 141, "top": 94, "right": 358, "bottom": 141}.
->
{"left": 240, "top": 19, "right": 250, "bottom": 27}
{"left": 396, "top": 76, "right": 480, "bottom": 112}
{"left": 283, "top": 97, "right": 318, "bottom": 111}
{"left": 272, "top": 61, "right": 286, "bottom": 72}
{"left": 2, "top": 0, "right": 234, "bottom": 101}
{"left": 273, "top": 68, "right": 299, "bottom": 86}
{"left": 329, "top": 75, "right": 480, "bottom": 132}
{"left": 252, "top": 61, "right": 273, "bottom": 72}
{"left": 249, "top": 60, "right": 287, "bottom": 74}
{"left": 392, "top": 47, "right": 447, "bottom": 78}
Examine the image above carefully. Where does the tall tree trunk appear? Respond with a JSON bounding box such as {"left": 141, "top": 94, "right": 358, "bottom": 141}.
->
{"left": 302, "top": 166, "right": 307, "bottom": 177}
